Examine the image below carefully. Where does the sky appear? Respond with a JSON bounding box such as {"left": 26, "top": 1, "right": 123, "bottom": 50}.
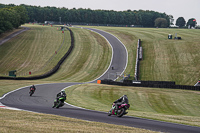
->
{"left": 1, "top": 0, "right": 200, "bottom": 25}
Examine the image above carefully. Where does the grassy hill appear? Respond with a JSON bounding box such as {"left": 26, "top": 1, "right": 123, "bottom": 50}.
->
{"left": 41, "top": 27, "right": 111, "bottom": 82}
{"left": 0, "top": 25, "right": 71, "bottom": 77}
{"left": 0, "top": 25, "right": 200, "bottom": 132}
{"left": 0, "top": 25, "right": 111, "bottom": 82}
{"left": 93, "top": 27, "right": 200, "bottom": 85}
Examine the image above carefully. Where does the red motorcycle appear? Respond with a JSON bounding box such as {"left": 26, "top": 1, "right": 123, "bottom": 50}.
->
{"left": 108, "top": 103, "right": 130, "bottom": 117}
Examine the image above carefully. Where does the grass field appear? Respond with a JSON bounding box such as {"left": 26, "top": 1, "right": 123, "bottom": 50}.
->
{"left": 0, "top": 24, "right": 111, "bottom": 82}
{"left": 41, "top": 27, "right": 111, "bottom": 82}
{"left": 0, "top": 108, "right": 157, "bottom": 133}
{"left": 0, "top": 25, "right": 71, "bottom": 77}
{"left": 65, "top": 83, "right": 200, "bottom": 127}
{"left": 1, "top": 25, "right": 200, "bottom": 132}
{"left": 91, "top": 27, "right": 200, "bottom": 85}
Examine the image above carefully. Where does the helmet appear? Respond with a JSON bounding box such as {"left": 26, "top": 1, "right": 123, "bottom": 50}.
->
{"left": 61, "top": 90, "right": 66, "bottom": 96}
{"left": 123, "top": 95, "right": 127, "bottom": 97}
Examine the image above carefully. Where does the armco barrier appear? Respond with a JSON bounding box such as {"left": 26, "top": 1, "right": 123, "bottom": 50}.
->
{"left": 0, "top": 27, "right": 74, "bottom": 80}
{"left": 134, "top": 39, "right": 141, "bottom": 81}
{"left": 99, "top": 79, "right": 200, "bottom": 91}
{"left": 123, "top": 80, "right": 176, "bottom": 85}
{"left": 139, "top": 47, "right": 143, "bottom": 60}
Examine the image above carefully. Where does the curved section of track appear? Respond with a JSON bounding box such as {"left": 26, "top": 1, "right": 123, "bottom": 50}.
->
{"left": 87, "top": 28, "right": 128, "bottom": 81}
{"left": 1, "top": 28, "right": 200, "bottom": 133}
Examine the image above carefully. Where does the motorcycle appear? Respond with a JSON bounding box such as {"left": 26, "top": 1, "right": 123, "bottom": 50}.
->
{"left": 108, "top": 103, "right": 130, "bottom": 117}
{"left": 52, "top": 96, "right": 66, "bottom": 108}
{"left": 29, "top": 88, "right": 35, "bottom": 96}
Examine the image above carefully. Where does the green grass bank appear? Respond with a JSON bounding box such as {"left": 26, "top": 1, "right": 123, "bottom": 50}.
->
{"left": 1, "top": 25, "right": 200, "bottom": 132}
{"left": 90, "top": 26, "right": 200, "bottom": 85}
{"left": 65, "top": 83, "right": 200, "bottom": 127}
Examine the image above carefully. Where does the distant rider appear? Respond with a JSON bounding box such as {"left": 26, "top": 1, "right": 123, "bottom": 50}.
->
{"left": 56, "top": 90, "right": 66, "bottom": 102}
{"left": 113, "top": 95, "right": 129, "bottom": 113}
{"left": 30, "top": 85, "right": 36, "bottom": 92}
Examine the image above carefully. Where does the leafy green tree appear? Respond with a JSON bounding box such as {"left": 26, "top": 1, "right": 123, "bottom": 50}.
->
{"left": 0, "top": 4, "right": 5, "bottom": 8}
{"left": 0, "top": 8, "right": 15, "bottom": 34}
{"left": 140, "top": 11, "right": 154, "bottom": 27}
{"left": 14, "top": 6, "right": 28, "bottom": 25}
{"left": 0, "top": 5, "right": 29, "bottom": 34}
{"left": 0, "top": 9, "right": 8, "bottom": 34}
{"left": 124, "top": 11, "right": 135, "bottom": 25}
{"left": 9, "top": 8, "right": 21, "bottom": 28}
{"left": 168, "top": 15, "right": 174, "bottom": 25}
{"left": 186, "top": 18, "right": 197, "bottom": 28}
{"left": 176, "top": 17, "right": 186, "bottom": 27}
{"left": 154, "top": 18, "right": 168, "bottom": 28}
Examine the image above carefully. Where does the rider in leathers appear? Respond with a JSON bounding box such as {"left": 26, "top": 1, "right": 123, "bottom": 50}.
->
{"left": 113, "top": 95, "right": 129, "bottom": 113}
{"left": 30, "top": 85, "right": 36, "bottom": 92}
{"left": 56, "top": 90, "right": 66, "bottom": 102}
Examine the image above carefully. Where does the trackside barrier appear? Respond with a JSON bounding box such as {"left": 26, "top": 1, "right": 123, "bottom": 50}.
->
{"left": 123, "top": 80, "right": 176, "bottom": 85}
{"left": 134, "top": 39, "right": 141, "bottom": 81}
{"left": 98, "top": 80, "right": 200, "bottom": 91}
{"left": 0, "top": 27, "right": 74, "bottom": 80}
{"left": 139, "top": 47, "right": 143, "bottom": 60}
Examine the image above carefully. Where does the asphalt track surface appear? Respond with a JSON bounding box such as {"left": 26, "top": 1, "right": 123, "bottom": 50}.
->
{"left": 1, "top": 28, "right": 200, "bottom": 133}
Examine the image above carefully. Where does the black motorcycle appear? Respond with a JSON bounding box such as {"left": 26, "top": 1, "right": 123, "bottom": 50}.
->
{"left": 29, "top": 87, "right": 35, "bottom": 96}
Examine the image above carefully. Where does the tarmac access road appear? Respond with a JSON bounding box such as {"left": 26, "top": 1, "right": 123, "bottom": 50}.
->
{"left": 0, "top": 27, "right": 29, "bottom": 46}
{"left": 1, "top": 28, "right": 200, "bottom": 133}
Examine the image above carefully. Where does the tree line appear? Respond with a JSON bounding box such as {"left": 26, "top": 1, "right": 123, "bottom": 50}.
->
{"left": 23, "top": 6, "right": 171, "bottom": 27}
{"left": 0, "top": 3, "right": 172, "bottom": 32}
{"left": 1, "top": 3, "right": 198, "bottom": 34}
{"left": 176, "top": 17, "right": 197, "bottom": 28}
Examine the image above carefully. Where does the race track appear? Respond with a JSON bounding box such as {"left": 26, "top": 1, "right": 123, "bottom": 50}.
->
{"left": 1, "top": 28, "right": 200, "bottom": 133}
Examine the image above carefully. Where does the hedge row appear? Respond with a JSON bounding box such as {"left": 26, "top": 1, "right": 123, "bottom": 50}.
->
{"left": 100, "top": 79, "right": 200, "bottom": 91}
{"left": 0, "top": 27, "right": 74, "bottom": 80}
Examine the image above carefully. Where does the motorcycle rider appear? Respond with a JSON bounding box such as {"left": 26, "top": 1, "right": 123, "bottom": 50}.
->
{"left": 113, "top": 95, "right": 129, "bottom": 114}
{"left": 30, "top": 85, "right": 36, "bottom": 92}
{"left": 56, "top": 90, "right": 66, "bottom": 103}
{"left": 52, "top": 90, "right": 67, "bottom": 108}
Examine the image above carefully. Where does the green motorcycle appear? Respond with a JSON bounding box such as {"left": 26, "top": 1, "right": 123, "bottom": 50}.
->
{"left": 52, "top": 96, "right": 66, "bottom": 108}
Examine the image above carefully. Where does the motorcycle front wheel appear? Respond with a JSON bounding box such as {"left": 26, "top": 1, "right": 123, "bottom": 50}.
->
{"left": 29, "top": 91, "right": 33, "bottom": 96}
{"left": 117, "top": 108, "right": 125, "bottom": 117}
{"left": 52, "top": 101, "right": 57, "bottom": 108}
{"left": 56, "top": 101, "right": 63, "bottom": 108}
{"left": 108, "top": 109, "right": 112, "bottom": 116}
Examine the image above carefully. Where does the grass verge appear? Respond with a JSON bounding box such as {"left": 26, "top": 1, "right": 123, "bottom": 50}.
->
{"left": 0, "top": 108, "right": 157, "bottom": 133}
{"left": 65, "top": 83, "right": 200, "bottom": 127}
